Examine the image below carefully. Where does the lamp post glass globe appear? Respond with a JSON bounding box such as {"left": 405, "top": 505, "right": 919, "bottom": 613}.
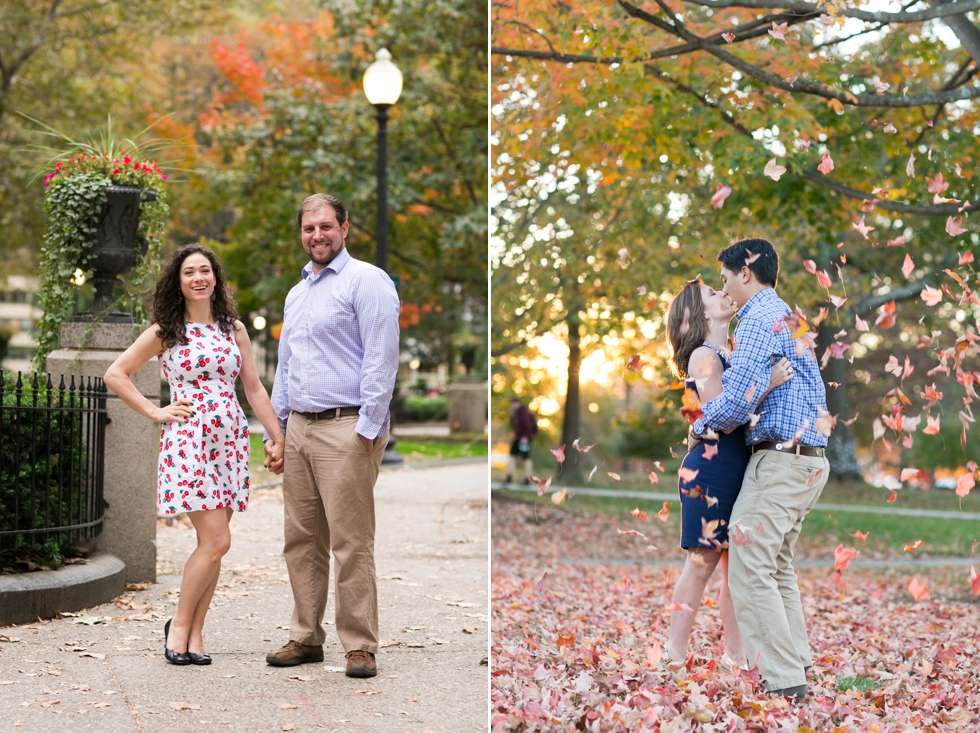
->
{"left": 252, "top": 315, "right": 267, "bottom": 331}
{"left": 362, "top": 48, "right": 403, "bottom": 106}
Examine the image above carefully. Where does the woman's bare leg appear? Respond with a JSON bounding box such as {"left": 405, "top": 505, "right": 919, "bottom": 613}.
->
{"left": 167, "top": 508, "right": 232, "bottom": 653}
{"left": 666, "top": 548, "right": 721, "bottom": 662}
{"left": 718, "top": 551, "right": 747, "bottom": 667}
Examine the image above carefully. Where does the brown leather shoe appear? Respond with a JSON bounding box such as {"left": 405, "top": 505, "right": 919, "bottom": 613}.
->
{"left": 266, "top": 640, "right": 324, "bottom": 667}
{"left": 345, "top": 649, "right": 377, "bottom": 678}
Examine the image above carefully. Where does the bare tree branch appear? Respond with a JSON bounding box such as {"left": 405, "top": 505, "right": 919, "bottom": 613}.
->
{"left": 796, "top": 170, "right": 979, "bottom": 214}
{"left": 681, "top": 0, "right": 980, "bottom": 23}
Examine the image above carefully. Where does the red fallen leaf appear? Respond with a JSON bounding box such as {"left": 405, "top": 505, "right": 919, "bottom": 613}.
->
{"left": 908, "top": 576, "right": 930, "bottom": 601}
{"left": 921, "top": 286, "right": 943, "bottom": 306}
{"left": 534, "top": 476, "right": 552, "bottom": 496}
{"left": 655, "top": 502, "right": 670, "bottom": 522}
{"left": 827, "top": 382, "right": 841, "bottom": 388}
{"left": 923, "top": 415, "right": 942, "bottom": 435}
{"left": 680, "top": 389, "right": 703, "bottom": 424}
{"left": 617, "top": 528, "right": 647, "bottom": 539}
{"left": 551, "top": 445, "right": 565, "bottom": 463}
{"left": 764, "top": 158, "right": 787, "bottom": 180}
{"left": 816, "top": 269, "right": 833, "bottom": 288}
{"left": 971, "top": 566, "right": 980, "bottom": 596}
{"left": 920, "top": 384, "right": 943, "bottom": 401}
{"left": 536, "top": 570, "right": 548, "bottom": 591}
{"left": 842, "top": 413, "right": 859, "bottom": 427}
{"left": 556, "top": 630, "right": 575, "bottom": 647}
{"left": 960, "top": 250, "right": 974, "bottom": 265}
{"left": 744, "top": 250, "right": 761, "bottom": 265}
{"left": 648, "top": 471, "right": 659, "bottom": 484}
{"left": 729, "top": 523, "right": 753, "bottom": 546}
{"left": 829, "top": 295, "right": 847, "bottom": 309}
{"left": 956, "top": 472, "right": 975, "bottom": 497}
{"left": 887, "top": 235, "right": 906, "bottom": 247}
{"left": 645, "top": 642, "right": 662, "bottom": 667}
{"left": 721, "top": 31, "right": 735, "bottom": 43}
{"left": 658, "top": 418, "right": 665, "bottom": 423}
{"left": 946, "top": 216, "right": 967, "bottom": 236}
{"left": 834, "top": 544, "right": 857, "bottom": 572}
{"left": 854, "top": 314, "right": 870, "bottom": 332}
{"left": 853, "top": 216, "right": 875, "bottom": 240}
{"left": 851, "top": 530, "right": 870, "bottom": 542}
{"left": 768, "top": 21, "right": 788, "bottom": 40}
{"left": 669, "top": 445, "right": 679, "bottom": 458}
{"left": 631, "top": 508, "right": 648, "bottom": 522}
{"left": 804, "top": 259, "right": 817, "bottom": 275}
{"left": 818, "top": 151, "right": 835, "bottom": 174}
{"left": 667, "top": 602, "right": 694, "bottom": 612}
{"left": 902, "top": 254, "right": 915, "bottom": 279}
{"left": 812, "top": 307, "right": 830, "bottom": 327}
{"left": 905, "top": 540, "right": 924, "bottom": 552}
{"left": 681, "top": 485, "right": 703, "bottom": 499}
{"left": 678, "top": 467, "right": 699, "bottom": 484}
{"left": 703, "top": 442, "right": 718, "bottom": 460}
{"left": 653, "top": 461, "right": 665, "bottom": 472}
{"left": 887, "top": 490, "right": 898, "bottom": 503}
{"left": 607, "top": 472, "right": 621, "bottom": 481}
{"left": 626, "top": 355, "right": 642, "bottom": 371}
{"left": 710, "top": 184, "right": 732, "bottom": 209}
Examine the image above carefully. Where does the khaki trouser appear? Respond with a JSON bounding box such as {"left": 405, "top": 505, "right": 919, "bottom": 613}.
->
{"left": 282, "top": 412, "right": 388, "bottom": 653}
{"left": 727, "top": 448, "right": 830, "bottom": 690}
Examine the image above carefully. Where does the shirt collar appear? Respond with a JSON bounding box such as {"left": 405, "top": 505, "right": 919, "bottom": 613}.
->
{"left": 736, "top": 287, "right": 777, "bottom": 320}
{"left": 301, "top": 247, "right": 352, "bottom": 281}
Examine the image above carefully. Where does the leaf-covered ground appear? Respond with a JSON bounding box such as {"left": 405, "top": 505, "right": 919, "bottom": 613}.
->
{"left": 491, "top": 498, "right": 980, "bottom": 732}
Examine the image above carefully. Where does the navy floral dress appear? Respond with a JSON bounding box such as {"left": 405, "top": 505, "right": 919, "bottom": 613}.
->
{"left": 678, "top": 343, "right": 749, "bottom": 549}
{"left": 157, "top": 322, "right": 250, "bottom": 515}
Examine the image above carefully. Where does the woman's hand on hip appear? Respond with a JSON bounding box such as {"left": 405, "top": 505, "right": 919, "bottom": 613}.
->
{"left": 153, "top": 399, "right": 194, "bottom": 424}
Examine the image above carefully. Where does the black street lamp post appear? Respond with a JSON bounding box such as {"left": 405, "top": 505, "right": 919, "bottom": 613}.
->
{"left": 363, "top": 48, "right": 404, "bottom": 465}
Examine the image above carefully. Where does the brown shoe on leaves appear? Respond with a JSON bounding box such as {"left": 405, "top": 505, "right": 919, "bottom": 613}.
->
{"left": 266, "top": 640, "right": 324, "bottom": 667}
{"left": 345, "top": 650, "right": 377, "bottom": 678}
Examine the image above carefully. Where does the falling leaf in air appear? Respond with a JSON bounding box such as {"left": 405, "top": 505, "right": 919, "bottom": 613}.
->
{"left": 648, "top": 471, "right": 659, "bottom": 484}
{"left": 680, "top": 389, "right": 703, "bottom": 424}
{"left": 887, "top": 490, "right": 898, "bottom": 503}
{"left": 703, "top": 442, "right": 719, "bottom": 460}
{"left": 816, "top": 270, "right": 833, "bottom": 288}
{"left": 852, "top": 216, "right": 875, "bottom": 240}
{"left": 874, "top": 80, "right": 890, "bottom": 92}
{"left": 551, "top": 489, "right": 567, "bottom": 505}
{"left": 764, "top": 159, "right": 787, "bottom": 180}
{"left": 927, "top": 172, "right": 949, "bottom": 195}
{"left": 956, "top": 472, "right": 975, "bottom": 497}
{"left": 946, "top": 216, "right": 967, "bottom": 236}
{"left": 535, "top": 476, "right": 552, "bottom": 496}
{"left": 854, "top": 315, "right": 869, "bottom": 332}
{"left": 887, "top": 235, "right": 906, "bottom": 247}
{"left": 875, "top": 301, "right": 897, "bottom": 328}
{"left": 834, "top": 544, "right": 857, "bottom": 572}
{"left": 656, "top": 502, "right": 670, "bottom": 522}
{"left": 551, "top": 445, "right": 565, "bottom": 463}
{"left": 908, "top": 577, "right": 930, "bottom": 601}
{"left": 722, "top": 31, "right": 735, "bottom": 43}
{"left": 588, "top": 465, "right": 598, "bottom": 481}
{"left": 923, "top": 415, "right": 941, "bottom": 435}
{"left": 617, "top": 528, "right": 647, "bottom": 539}
{"left": 902, "top": 254, "right": 915, "bottom": 279}
{"left": 768, "top": 21, "right": 788, "bottom": 40}
{"left": 711, "top": 184, "right": 732, "bottom": 209}
{"left": 904, "top": 540, "right": 924, "bottom": 552}
{"left": 851, "top": 530, "right": 869, "bottom": 542}
{"left": 971, "top": 566, "right": 980, "bottom": 596}
{"left": 883, "top": 122, "right": 897, "bottom": 133}
{"left": 572, "top": 438, "right": 594, "bottom": 452}
{"left": 921, "top": 286, "right": 943, "bottom": 306}
{"left": 906, "top": 152, "right": 916, "bottom": 178}
{"left": 817, "top": 151, "right": 834, "bottom": 174}
{"left": 960, "top": 250, "right": 974, "bottom": 265}
{"left": 631, "top": 508, "right": 648, "bottom": 522}
{"left": 745, "top": 250, "right": 760, "bottom": 264}
{"left": 678, "top": 467, "right": 699, "bottom": 483}
{"left": 607, "top": 472, "right": 621, "bottom": 481}
{"left": 626, "top": 355, "right": 642, "bottom": 371}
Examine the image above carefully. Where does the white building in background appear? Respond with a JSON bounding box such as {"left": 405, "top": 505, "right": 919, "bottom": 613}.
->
{"left": 0, "top": 275, "right": 42, "bottom": 375}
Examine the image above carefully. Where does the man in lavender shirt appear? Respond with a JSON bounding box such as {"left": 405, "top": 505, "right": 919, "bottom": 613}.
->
{"left": 264, "top": 194, "right": 400, "bottom": 678}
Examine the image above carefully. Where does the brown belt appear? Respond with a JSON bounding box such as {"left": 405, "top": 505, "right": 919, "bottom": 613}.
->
{"left": 751, "top": 441, "right": 825, "bottom": 458}
{"left": 295, "top": 407, "right": 360, "bottom": 420}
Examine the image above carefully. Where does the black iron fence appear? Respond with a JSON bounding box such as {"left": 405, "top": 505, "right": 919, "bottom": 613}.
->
{"left": 0, "top": 372, "right": 108, "bottom": 554}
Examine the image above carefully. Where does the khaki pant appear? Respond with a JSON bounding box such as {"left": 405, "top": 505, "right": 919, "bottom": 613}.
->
{"left": 282, "top": 412, "right": 388, "bottom": 653}
{"left": 727, "top": 448, "right": 830, "bottom": 690}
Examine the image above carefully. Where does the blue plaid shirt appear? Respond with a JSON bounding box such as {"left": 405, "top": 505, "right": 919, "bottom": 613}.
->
{"left": 693, "top": 288, "right": 829, "bottom": 447}
{"left": 268, "top": 248, "right": 401, "bottom": 440}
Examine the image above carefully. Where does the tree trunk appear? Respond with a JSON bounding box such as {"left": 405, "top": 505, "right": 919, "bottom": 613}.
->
{"left": 817, "top": 320, "right": 863, "bottom": 481}
{"left": 560, "top": 313, "right": 583, "bottom": 484}
{"left": 931, "top": 0, "right": 980, "bottom": 65}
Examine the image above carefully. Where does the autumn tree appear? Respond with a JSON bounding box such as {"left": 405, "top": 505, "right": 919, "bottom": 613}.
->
{"left": 492, "top": 0, "right": 979, "bottom": 479}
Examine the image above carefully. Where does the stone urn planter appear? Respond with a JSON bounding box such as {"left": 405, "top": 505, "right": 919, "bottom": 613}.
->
{"left": 75, "top": 185, "right": 158, "bottom": 323}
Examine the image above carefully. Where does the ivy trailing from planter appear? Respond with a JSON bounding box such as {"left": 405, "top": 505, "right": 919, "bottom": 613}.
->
{"left": 25, "top": 116, "right": 173, "bottom": 372}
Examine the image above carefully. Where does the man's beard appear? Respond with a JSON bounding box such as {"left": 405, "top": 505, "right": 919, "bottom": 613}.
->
{"left": 309, "top": 242, "right": 341, "bottom": 266}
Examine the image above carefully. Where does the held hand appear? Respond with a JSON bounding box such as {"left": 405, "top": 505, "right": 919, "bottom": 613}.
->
{"left": 155, "top": 399, "right": 194, "bottom": 424}
{"left": 264, "top": 437, "right": 284, "bottom": 475}
{"left": 770, "top": 357, "right": 794, "bottom": 389}
{"left": 358, "top": 434, "right": 374, "bottom": 454}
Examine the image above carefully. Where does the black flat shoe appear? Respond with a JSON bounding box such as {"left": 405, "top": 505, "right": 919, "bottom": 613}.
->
{"left": 187, "top": 652, "right": 212, "bottom": 665}
{"left": 164, "top": 618, "right": 192, "bottom": 665}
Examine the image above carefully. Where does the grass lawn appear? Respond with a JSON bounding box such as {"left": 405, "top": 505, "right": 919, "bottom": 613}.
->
{"left": 249, "top": 431, "right": 487, "bottom": 470}
{"left": 493, "top": 478, "right": 980, "bottom": 559}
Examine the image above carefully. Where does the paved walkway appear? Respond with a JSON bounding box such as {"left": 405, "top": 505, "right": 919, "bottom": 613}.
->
{"left": 491, "top": 481, "right": 980, "bottom": 520}
{"left": 1, "top": 462, "right": 488, "bottom": 732}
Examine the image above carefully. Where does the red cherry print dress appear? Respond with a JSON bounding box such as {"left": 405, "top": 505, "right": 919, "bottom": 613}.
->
{"left": 157, "top": 322, "right": 250, "bottom": 515}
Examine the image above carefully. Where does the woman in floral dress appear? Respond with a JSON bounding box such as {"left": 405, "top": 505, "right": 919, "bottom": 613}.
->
{"left": 105, "top": 244, "right": 284, "bottom": 665}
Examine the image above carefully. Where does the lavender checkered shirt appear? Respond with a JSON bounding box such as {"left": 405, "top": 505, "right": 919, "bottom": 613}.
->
{"left": 268, "top": 247, "right": 400, "bottom": 440}
{"left": 693, "top": 287, "right": 829, "bottom": 447}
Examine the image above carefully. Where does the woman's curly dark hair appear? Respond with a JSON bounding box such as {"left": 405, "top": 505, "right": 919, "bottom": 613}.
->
{"left": 153, "top": 244, "right": 239, "bottom": 350}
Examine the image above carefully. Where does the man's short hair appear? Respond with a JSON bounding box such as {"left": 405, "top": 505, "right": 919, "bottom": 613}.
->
{"left": 718, "top": 238, "right": 779, "bottom": 287}
{"left": 296, "top": 194, "right": 348, "bottom": 229}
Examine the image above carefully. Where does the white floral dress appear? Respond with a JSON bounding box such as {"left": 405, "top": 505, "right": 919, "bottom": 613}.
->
{"left": 157, "top": 322, "right": 250, "bottom": 515}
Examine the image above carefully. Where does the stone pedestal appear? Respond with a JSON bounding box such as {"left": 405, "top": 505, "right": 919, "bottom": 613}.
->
{"left": 47, "top": 322, "right": 160, "bottom": 583}
{"left": 447, "top": 378, "right": 488, "bottom": 434}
